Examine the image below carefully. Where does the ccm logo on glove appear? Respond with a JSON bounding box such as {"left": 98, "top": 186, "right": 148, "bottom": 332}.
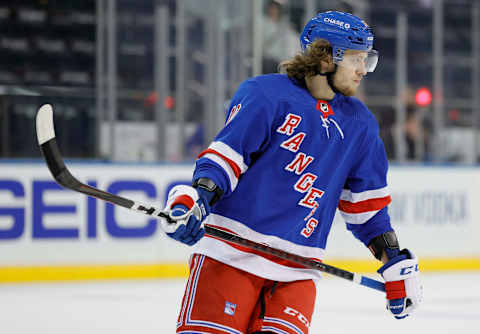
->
{"left": 400, "top": 264, "right": 419, "bottom": 276}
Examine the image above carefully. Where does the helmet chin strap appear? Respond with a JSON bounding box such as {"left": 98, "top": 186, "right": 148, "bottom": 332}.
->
{"left": 326, "top": 64, "right": 341, "bottom": 94}
{"left": 312, "top": 63, "right": 341, "bottom": 96}
{"left": 314, "top": 65, "right": 341, "bottom": 94}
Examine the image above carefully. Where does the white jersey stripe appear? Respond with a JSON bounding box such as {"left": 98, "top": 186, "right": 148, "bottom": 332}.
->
{"left": 338, "top": 209, "right": 379, "bottom": 224}
{"left": 209, "top": 141, "right": 248, "bottom": 173}
{"left": 340, "top": 186, "right": 389, "bottom": 203}
{"left": 194, "top": 236, "right": 323, "bottom": 282}
{"left": 205, "top": 214, "right": 325, "bottom": 260}
{"left": 202, "top": 153, "right": 238, "bottom": 191}
{"left": 192, "top": 214, "right": 325, "bottom": 282}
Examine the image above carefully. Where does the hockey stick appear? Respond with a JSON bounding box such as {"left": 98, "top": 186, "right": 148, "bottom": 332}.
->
{"left": 35, "top": 104, "right": 385, "bottom": 293}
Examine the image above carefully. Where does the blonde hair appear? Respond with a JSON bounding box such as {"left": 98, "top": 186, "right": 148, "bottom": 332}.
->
{"left": 278, "top": 39, "right": 333, "bottom": 86}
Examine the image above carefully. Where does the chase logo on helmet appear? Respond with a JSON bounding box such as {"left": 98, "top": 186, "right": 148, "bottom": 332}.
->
{"left": 323, "top": 17, "right": 350, "bottom": 29}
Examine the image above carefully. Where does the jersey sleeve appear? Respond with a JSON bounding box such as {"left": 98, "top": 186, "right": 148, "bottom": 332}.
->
{"left": 338, "top": 111, "right": 393, "bottom": 246}
{"left": 193, "top": 79, "right": 276, "bottom": 196}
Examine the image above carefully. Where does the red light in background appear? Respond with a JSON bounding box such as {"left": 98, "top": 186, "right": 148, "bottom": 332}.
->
{"left": 164, "top": 96, "right": 175, "bottom": 109}
{"left": 144, "top": 92, "right": 158, "bottom": 107}
{"left": 448, "top": 109, "right": 460, "bottom": 122}
{"left": 144, "top": 93, "right": 175, "bottom": 109}
{"left": 415, "top": 87, "right": 432, "bottom": 107}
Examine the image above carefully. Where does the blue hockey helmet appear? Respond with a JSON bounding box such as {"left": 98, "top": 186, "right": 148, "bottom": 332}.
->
{"left": 300, "top": 11, "right": 378, "bottom": 72}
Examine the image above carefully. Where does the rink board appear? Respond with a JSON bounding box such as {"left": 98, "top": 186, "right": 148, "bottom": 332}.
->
{"left": 0, "top": 162, "right": 479, "bottom": 282}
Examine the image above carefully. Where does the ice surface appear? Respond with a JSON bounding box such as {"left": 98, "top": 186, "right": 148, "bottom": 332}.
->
{"left": 1, "top": 273, "right": 479, "bottom": 333}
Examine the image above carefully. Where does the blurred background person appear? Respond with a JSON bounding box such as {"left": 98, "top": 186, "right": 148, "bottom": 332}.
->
{"left": 261, "top": 0, "right": 300, "bottom": 73}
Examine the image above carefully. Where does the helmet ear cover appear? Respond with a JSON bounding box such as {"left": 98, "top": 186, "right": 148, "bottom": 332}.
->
{"left": 368, "top": 231, "right": 400, "bottom": 261}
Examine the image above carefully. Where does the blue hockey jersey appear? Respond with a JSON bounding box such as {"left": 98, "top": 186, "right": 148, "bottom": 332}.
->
{"left": 193, "top": 74, "right": 393, "bottom": 282}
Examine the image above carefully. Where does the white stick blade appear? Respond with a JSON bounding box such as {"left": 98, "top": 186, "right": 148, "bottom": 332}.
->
{"left": 36, "top": 104, "right": 56, "bottom": 145}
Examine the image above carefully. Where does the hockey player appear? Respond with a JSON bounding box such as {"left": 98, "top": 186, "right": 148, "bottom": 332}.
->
{"left": 161, "top": 11, "right": 423, "bottom": 334}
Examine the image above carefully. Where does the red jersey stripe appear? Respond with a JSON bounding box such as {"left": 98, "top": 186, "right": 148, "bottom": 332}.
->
{"left": 338, "top": 196, "right": 391, "bottom": 214}
{"left": 198, "top": 149, "right": 242, "bottom": 179}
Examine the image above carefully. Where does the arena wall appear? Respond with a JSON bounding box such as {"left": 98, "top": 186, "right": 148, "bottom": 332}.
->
{"left": 0, "top": 162, "right": 478, "bottom": 283}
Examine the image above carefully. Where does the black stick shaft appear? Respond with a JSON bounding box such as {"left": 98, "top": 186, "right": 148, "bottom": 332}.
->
{"left": 36, "top": 104, "right": 385, "bottom": 293}
{"left": 39, "top": 139, "right": 385, "bottom": 292}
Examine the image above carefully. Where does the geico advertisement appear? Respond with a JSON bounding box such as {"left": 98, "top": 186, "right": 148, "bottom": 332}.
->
{"left": 0, "top": 163, "right": 479, "bottom": 265}
{"left": 0, "top": 163, "right": 194, "bottom": 265}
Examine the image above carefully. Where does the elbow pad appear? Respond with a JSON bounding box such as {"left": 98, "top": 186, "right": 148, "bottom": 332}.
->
{"left": 368, "top": 230, "right": 400, "bottom": 261}
{"left": 192, "top": 177, "right": 224, "bottom": 206}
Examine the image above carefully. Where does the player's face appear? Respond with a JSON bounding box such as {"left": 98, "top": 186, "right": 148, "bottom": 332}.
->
{"left": 331, "top": 50, "right": 368, "bottom": 96}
